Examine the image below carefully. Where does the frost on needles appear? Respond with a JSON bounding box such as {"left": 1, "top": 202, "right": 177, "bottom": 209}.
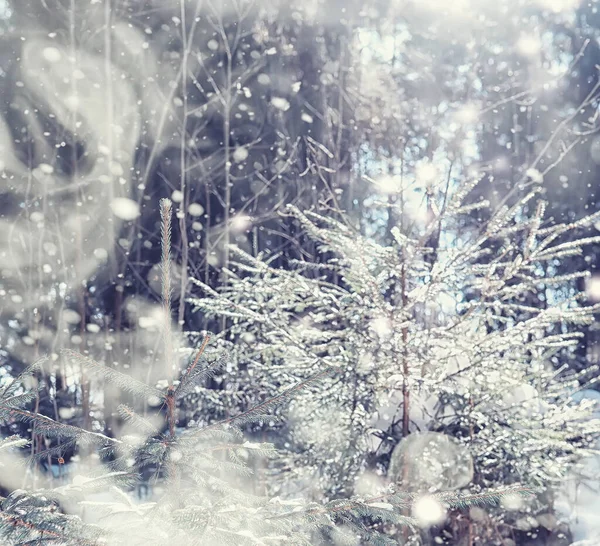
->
{"left": 188, "top": 178, "right": 600, "bottom": 541}
{"left": 0, "top": 358, "right": 534, "bottom": 546}
{"left": 0, "top": 197, "right": 536, "bottom": 546}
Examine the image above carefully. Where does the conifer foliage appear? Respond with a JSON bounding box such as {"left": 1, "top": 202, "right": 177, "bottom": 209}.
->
{"left": 0, "top": 198, "right": 533, "bottom": 545}
{"left": 189, "top": 178, "right": 600, "bottom": 540}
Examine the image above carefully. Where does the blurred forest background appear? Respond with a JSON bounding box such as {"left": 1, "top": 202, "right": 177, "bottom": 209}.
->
{"left": 2, "top": 0, "right": 600, "bottom": 544}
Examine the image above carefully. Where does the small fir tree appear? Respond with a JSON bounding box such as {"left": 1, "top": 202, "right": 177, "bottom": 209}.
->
{"left": 188, "top": 178, "right": 600, "bottom": 542}
{"left": 0, "top": 198, "right": 532, "bottom": 545}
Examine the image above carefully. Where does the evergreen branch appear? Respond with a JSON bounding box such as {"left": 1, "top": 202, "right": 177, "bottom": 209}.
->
{"left": 196, "top": 365, "right": 337, "bottom": 433}
{"left": 178, "top": 427, "right": 244, "bottom": 450}
{"left": 0, "top": 491, "right": 103, "bottom": 545}
{"left": 29, "top": 440, "right": 78, "bottom": 463}
{"left": 174, "top": 342, "right": 228, "bottom": 399}
{"left": 196, "top": 457, "right": 255, "bottom": 477}
{"left": 117, "top": 405, "right": 161, "bottom": 437}
{"left": 266, "top": 486, "right": 535, "bottom": 524}
{"left": 0, "top": 406, "right": 120, "bottom": 447}
{"left": 0, "top": 436, "right": 29, "bottom": 451}
{"left": 54, "top": 472, "right": 139, "bottom": 496}
{"left": 180, "top": 335, "right": 210, "bottom": 381}
{"left": 0, "top": 391, "right": 38, "bottom": 410}
{"left": 436, "top": 486, "right": 536, "bottom": 510}
{"left": 266, "top": 496, "right": 418, "bottom": 529}
{"left": 0, "top": 357, "right": 47, "bottom": 399}
{"left": 61, "top": 350, "right": 164, "bottom": 401}
{"left": 0, "top": 511, "right": 65, "bottom": 541}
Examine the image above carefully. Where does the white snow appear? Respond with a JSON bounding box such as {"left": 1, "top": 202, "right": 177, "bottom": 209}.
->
{"left": 110, "top": 198, "right": 141, "bottom": 221}
{"left": 38, "top": 163, "right": 54, "bottom": 174}
{"left": 271, "top": 97, "right": 290, "bottom": 111}
{"left": 368, "top": 502, "right": 394, "bottom": 510}
{"left": 517, "top": 35, "right": 542, "bottom": 57}
{"left": 42, "top": 47, "right": 62, "bottom": 63}
{"left": 389, "top": 432, "right": 474, "bottom": 491}
{"left": 233, "top": 147, "right": 249, "bottom": 162}
{"left": 188, "top": 203, "right": 204, "bottom": 216}
{"left": 585, "top": 276, "right": 600, "bottom": 302}
{"left": 171, "top": 190, "right": 184, "bottom": 203}
{"left": 230, "top": 214, "right": 252, "bottom": 232}
{"left": 93, "top": 248, "right": 109, "bottom": 261}
{"left": 412, "top": 495, "right": 446, "bottom": 527}
{"left": 525, "top": 168, "right": 544, "bottom": 183}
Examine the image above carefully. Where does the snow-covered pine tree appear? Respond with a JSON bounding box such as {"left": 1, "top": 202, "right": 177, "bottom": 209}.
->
{"left": 188, "top": 177, "right": 600, "bottom": 542}
{"left": 0, "top": 198, "right": 531, "bottom": 545}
